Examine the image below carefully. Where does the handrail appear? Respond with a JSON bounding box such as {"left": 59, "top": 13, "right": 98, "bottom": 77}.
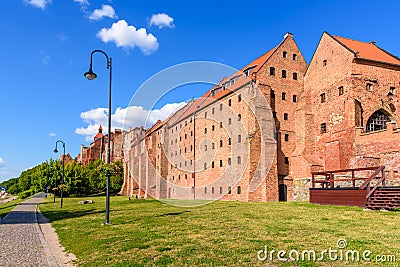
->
{"left": 359, "top": 166, "right": 385, "bottom": 190}
{"left": 366, "top": 171, "right": 386, "bottom": 199}
{"left": 312, "top": 166, "right": 381, "bottom": 175}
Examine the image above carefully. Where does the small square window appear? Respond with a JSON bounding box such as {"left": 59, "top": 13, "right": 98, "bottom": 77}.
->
{"left": 293, "top": 54, "right": 297, "bottom": 60}
{"left": 282, "top": 70, "right": 287, "bottom": 78}
{"left": 323, "top": 60, "right": 327, "bottom": 66}
{"left": 204, "top": 128, "right": 207, "bottom": 134}
{"left": 284, "top": 157, "right": 289, "bottom": 164}
{"left": 321, "top": 93, "right": 326, "bottom": 103}
{"left": 293, "top": 72, "right": 298, "bottom": 80}
{"left": 284, "top": 133, "right": 289, "bottom": 142}
{"left": 321, "top": 123, "right": 327, "bottom": 133}
{"left": 238, "top": 94, "right": 242, "bottom": 102}
{"left": 270, "top": 67, "right": 275, "bottom": 76}
{"left": 283, "top": 51, "right": 287, "bottom": 58}
{"left": 284, "top": 113, "right": 288, "bottom": 120}
{"left": 338, "top": 86, "right": 344, "bottom": 96}
{"left": 282, "top": 92, "right": 286, "bottom": 100}
{"left": 293, "top": 95, "right": 297, "bottom": 102}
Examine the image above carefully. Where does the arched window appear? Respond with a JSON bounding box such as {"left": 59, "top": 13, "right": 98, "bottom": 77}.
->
{"left": 237, "top": 186, "right": 242, "bottom": 194}
{"left": 228, "top": 186, "right": 232, "bottom": 194}
{"left": 366, "top": 110, "right": 390, "bottom": 133}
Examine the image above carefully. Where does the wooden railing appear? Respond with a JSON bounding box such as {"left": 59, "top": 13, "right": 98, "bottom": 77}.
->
{"left": 311, "top": 166, "right": 384, "bottom": 189}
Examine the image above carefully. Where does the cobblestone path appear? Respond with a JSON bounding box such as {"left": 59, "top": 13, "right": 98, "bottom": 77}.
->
{"left": 0, "top": 193, "right": 56, "bottom": 267}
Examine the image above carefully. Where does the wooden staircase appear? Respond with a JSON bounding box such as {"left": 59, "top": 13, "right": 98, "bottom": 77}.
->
{"left": 365, "top": 187, "right": 400, "bottom": 210}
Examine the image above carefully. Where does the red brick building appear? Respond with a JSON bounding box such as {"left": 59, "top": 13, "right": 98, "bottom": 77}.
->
{"left": 121, "top": 32, "right": 400, "bottom": 202}
{"left": 77, "top": 125, "right": 125, "bottom": 166}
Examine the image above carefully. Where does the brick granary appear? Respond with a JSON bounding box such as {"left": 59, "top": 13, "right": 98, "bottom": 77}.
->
{"left": 120, "top": 32, "right": 400, "bottom": 202}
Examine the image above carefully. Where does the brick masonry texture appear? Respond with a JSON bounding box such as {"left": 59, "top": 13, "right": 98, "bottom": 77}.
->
{"left": 120, "top": 32, "right": 400, "bottom": 202}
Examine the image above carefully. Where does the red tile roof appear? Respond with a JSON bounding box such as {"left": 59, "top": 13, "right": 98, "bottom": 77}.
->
{"left": 333, "top": 36, "right": 400, "bottom": 66}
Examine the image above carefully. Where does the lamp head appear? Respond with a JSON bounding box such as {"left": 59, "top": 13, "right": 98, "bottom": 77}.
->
{"left": 53, "top": 148, "right": 58, "bottom": 153}
{"left": 84, "top": 69, "right": 97, "bottom": 80}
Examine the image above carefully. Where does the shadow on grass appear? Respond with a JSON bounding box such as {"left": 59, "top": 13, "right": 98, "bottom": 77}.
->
{"left": 156, "top": 210, "right": 190, "bottom": 217}
{"left": 40, "top": 209, "right": 104, "bottom": 222}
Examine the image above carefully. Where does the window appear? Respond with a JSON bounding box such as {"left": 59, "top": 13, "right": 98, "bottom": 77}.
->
{"left": 212, "top": 161, "right": 215, "bottom": 168}
{"left": 220, "top": 140, "right": 223, "bottom": 147}
{"left": 282, "top": 70, "right": 287, "bottom": 78}
{"left": 220, "top": 160, "right": 223, "bottom": 167}
{"left": 228, "top": 186, "right": 232, "bottom": 194}
{"left": 323, "top": 59, "right": 327, "bottom": 66}
{"left": 284, "top": 157, "right": 289, "bottom": 164}
{"left": 191, "top": 131, "right": 193, "bottom": 136}
{"left": 178, "top": 175, "right": 181, "bottom": 180}
{"left": 321, "top": 123, "right": 327, "bottom": 133}
{"left": 212, "top": 125, "right": 215, "bottom": 131}
{"left": 212, "top": 143, "right": 215, "bottom": 149}
{"left": 228, "top": 158, "right": 231, "bottom": 165}
{"left": 293, "top": 72, "right": 298, "bottom": 80}
{"left": 190, "top": 145, "right": 193, "bottom": 151}
{"left": 271, "top": 89, "right": 275, "bottom": 98}
{"left": 282, "top": 92, "right": 286, "bottom": 100}
{"left": 320, "top": 93, "right": 326, "bottom": 103}
{"left": 204, "top": 128, "right": 207, "bottom": 134}
{"left": 220, "top": 187, "right": 223, "bottom": 194}
{"left": 205, "top": 187, "right": 207, "bottom": 194}
{"left": 238, "top": 94, "right": 242, "bottom": 102}
{"left": 238, "top": 156, "right": 242, "bottom": 164}
{"left": 184, "top": 134, "right": 187, "bottom": 139}
{"left": 220, "top": 121, "right": 223, "bottom": 128}
{"left": 238, "top": 134, "right": 242, "bottom": 143}
{"left": 204, "top": 145, "right": 207, "bottom": 151}
{"left": 185, "top": 174, "right": 187, "bottom": 179}
{"left": 293, "top": 54, "right": 297, "bottom": 60}
{"left": 270, "top": 67, "right": 275, "bottom": 76}
{"left": 237, "top": 186, "right": 242, "bottom": 194}
{"left": 284, "top": 113, "right": 288, "bottom": 120}
{"left": 283, "top": 51, "right": 287, "bottom": 58}
{"left": 212, "top": 187, "right": 215, "bottom": 194}
{"left": 212, "top": 107, "right": 215, "bottom": 114}
{"left": 293, "top": 95, "right": 297, "bottom": 102}
{"left": 228, "top": 118, "right": 232, "bottom": 125}
{"left": 273, "top": 112, "right": 277, "bottom": 118}
{"left": 220, "top": 103, "right": 223, "bottom": 111}
{"left": 238, "top": 114, "right": 241, "bottom": 121}
{"left": 228, "top": 138, "right": 231, "bottom": 145}
{"left": 172, "top": 176, "right": 174, "bottom": 180}
{"left": 190, "top": 160, "right": 192, "bottom": 165}
{"left": 366, "top": 110, "right": 390, "bottom": 133}
{"left": 204, "top": 162, "right": 207, "bottom": 170}
{"left": 366, "top": 83, "right": 372, "bottom": 92}
{"left": 205, "top": 112, "right": 207, "bottom": 118}
{"left": 338, "top": 86, "right": 344, "bottom": 96}
{"left": 284, "top": 133, "right": 289, "bottom": 142}
{"left": 184, "top": 147, "right": 187, "bottom": 153}
{"left": 228, "top": 99, "right": 231, "bottom": 106}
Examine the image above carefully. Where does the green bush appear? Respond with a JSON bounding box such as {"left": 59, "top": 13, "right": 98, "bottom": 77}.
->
{"left": 18, "top": 189, "right": 35, "bottom": 199}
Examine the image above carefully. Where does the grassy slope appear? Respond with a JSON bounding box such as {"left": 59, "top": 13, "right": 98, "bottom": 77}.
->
{"left": 39, "top": 196, "right": 400, "bottom": 266}
{"left": 0, "top": 197, "right": 24, "bottom": 219}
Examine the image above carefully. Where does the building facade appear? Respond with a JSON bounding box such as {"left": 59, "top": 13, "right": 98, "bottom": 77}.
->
{"left": 120, "top": 32, "right": 400, "bottom": 202}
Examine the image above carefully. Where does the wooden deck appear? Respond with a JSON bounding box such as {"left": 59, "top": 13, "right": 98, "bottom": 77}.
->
{"left": 309, "top": 188, "right": 368, "bottom": 207}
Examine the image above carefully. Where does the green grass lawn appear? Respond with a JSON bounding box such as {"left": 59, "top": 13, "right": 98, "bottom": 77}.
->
{"left": 39, "top": 196, "right": 400, "bottom": 266}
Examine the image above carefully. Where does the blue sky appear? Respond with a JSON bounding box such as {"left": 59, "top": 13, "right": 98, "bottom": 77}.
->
{"left": 0, "top": 0, "right": 399, "bottom": 182}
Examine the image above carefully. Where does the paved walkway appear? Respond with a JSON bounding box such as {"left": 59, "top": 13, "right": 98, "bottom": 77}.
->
{"left": 0, "top": 192, "right": 57, "bottom": 267}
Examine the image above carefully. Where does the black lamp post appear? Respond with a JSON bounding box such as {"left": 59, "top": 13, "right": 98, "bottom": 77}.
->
{"left": 84, "top": 49, "right": 112, "bottom": 225}
{"left": 53, "top": 140, "right": 65, "bottom": 208}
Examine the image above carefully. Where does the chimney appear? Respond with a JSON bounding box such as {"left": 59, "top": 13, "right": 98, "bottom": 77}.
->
{"left": 369, "top": 41, "right": 376, "bottom": 45}
{"left": 284, "top": 32, "right": 293, "bottom": 39}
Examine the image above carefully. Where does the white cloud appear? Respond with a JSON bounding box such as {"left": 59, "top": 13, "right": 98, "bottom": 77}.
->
{"left": 75, "top": 102, "right": 187, "bottom": 141}
{"left": 49, "top": 133, "right": 56, "bottom": 137}
{"left": 97, "top": 20, "right": 159, "bottom": 55}
{"left": 74, "top": 0, "right": 89, "bottom": 5}
{"left": 89, "top": 4, "right": 117, "bottom": 20}
{"left": 0, "top": 158, "right": 4, "bottom": 165}
{"left": 24, "top": 0, "right": 52, "bottom": 9}
{"left": 149, "top": 13, "right": 175, "bottom": 29}
{"left": 57, "top": 33, "right": 68, "bottom": 43}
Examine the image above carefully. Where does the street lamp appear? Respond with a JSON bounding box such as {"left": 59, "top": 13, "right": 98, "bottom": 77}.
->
{"left": 53, "top": 140, "right": 65, "bottom": 208}
{"left": 84, "top": 49, "right": 112, "bottom": 225}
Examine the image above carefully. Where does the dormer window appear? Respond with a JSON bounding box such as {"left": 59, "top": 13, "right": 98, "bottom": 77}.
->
{"left": 244, "top": 66, "right": 256, "bottom": 77}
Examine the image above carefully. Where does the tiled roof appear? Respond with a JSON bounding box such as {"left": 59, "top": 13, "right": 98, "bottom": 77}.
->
{"left": 333, "top": 35, "right": 400, "bottom": 66}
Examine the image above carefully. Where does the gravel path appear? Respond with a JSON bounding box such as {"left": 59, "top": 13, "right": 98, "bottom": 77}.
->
{"left": 0, "top": 192, "right": 57, "bottom": 267}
